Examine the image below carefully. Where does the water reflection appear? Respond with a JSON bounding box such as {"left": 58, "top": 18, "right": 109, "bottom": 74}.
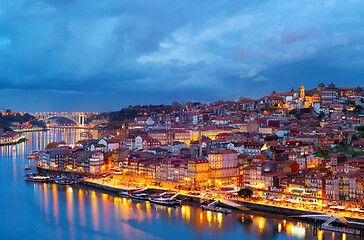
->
{"left": 24, "top": 181, "right": 358, "bottom": 240}
{"left": 52, "top": 184, "right": 59, "bottom": 223}
{"left": 91, "top": 190, "right": 99, "bottom": 231}
{"left": 78, "top": 189, "right": 86, "bottom": 227}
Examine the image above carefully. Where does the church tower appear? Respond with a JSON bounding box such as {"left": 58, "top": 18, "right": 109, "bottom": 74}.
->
{"left": 300, "top": 84, "right": 305, "bottom": 99}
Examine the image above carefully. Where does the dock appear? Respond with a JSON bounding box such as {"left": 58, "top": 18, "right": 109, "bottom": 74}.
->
{"left": 295, "top": 214, "right": 362, "bottom": 235}
{"left": 219, "top": 199, "right": 250, "bottom": 211}
{"left": 321, "top": 225, "right": 360, "bottom": 235}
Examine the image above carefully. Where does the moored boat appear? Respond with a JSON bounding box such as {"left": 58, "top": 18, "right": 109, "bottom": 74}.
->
{"left": 25, "top": 176, "right": 53, "bottom": 183}
{"left": 54, "top": 179, "right": 72, "bottom": 185}
{"left": 149, "top": 197, "right": 181, "bottom": 206}
{"left": 119, "top": 190, "right": 131, "bottom": 197}
{"left": 201, "top": 205, "right": 232, "bottom": 214}
{"left": 129, "top": 193, "right": 149, "bottom": 201}
{"left": 54, "top": 177, "right": 83, "bottom": 185}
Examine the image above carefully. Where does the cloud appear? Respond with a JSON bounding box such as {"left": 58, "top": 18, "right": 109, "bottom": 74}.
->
{"left": 0, "top": 0, "right": 363, "bottom": 111}
{"left": 280, "top": 27, "right": 318, "bottom": 45}
{"left": 240, "top": 65, "right": 266, "bottom": 79}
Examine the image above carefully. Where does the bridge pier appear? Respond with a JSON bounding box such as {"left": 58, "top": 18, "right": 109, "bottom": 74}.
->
{"left": 78, "top": 114, "right": 85, "bottom": 127}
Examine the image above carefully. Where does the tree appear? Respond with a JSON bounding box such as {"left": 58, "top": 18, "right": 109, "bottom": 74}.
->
{"left": 317, "top": 111, "right": 325, "bottom": 120}
{"left": 357, "top": 125, "right": 364, "bottom": 132}
{"left": 171, "top": 101, "right": 181, "bottom": 112}
{"left": 352, "top": 134, "right": 359, "bottom": 142}
{"left": 186, "top": 101, "right": 193, "bottom": 109}
{"left": 238, "top": 188, "right": 253, "bottom": 198}
{"left": 265, "top": 135, "right": 278, "bottom": 141}
{"left": 45, "top": 142, "right": 59, "bottom": 149}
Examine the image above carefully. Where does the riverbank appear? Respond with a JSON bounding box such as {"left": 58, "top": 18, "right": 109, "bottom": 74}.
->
{"left": 37, "top": 166, "right": 92, "bottom": 177}
{"left": 14, "top": 128, "right": 48, "bottom": 133}
{"left": 0, "top": 135, "right": 26, "bottom": 146}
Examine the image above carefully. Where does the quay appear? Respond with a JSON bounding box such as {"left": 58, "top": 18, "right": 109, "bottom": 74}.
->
{"left": 0, "top": 135, "right": 26, "bottom": 146}
{"left": 36, "top": 166, "right": 92, "bottom": 177}
{"left": 14, "top": 128, "right": 48, "bottom": 133}
{"left": 32, "top": 168, "right": 364, "bottom": 230}
{"left": 82, "top": 180, "right": 138, "bottom": 194}
{"left": 81, "top": 178, "right": 250, "bottom": 210}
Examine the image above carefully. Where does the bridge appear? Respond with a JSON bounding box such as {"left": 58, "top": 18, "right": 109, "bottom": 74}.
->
{"left": 32, "top": 112, "right": 88, "bottom": 127}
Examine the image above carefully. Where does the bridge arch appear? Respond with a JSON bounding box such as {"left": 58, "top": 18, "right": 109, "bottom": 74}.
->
{"left": 43, "top": 116, "right": 81, "bottom": 126}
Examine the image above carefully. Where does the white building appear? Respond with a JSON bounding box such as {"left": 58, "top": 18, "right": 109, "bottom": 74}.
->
{"left": 98, "top": 138, "right": 120, "bottom": 152}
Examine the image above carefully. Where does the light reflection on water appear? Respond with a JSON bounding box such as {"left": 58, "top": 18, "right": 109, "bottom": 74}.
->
{"left": 0, "top": 129, "right": 357, "bottom": 240}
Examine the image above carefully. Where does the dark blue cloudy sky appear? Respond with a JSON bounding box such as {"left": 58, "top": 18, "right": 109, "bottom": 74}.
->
{"left": 1, "top": 0, "right": 363, "bottom": 112}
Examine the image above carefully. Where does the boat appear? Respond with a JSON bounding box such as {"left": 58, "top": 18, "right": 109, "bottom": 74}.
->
{"left": 25, "top": 176, "right": 53, "bottom": 183}
{"left": 130, "top": 193, "right": 150, "bottom": 201}
{"left": 119, "top": 190, "right": 131, "bottom": 197}
{"left": 54, "top": 179, "right": 73, "bottom": 185}
{"left": 149, "top": 197, "right": 181, "bottom": 206}
{"left": 201, "top": 205, "right": 232, "bottom": 214}
{"left": 54, "top": 177, "right": 83, "bottom": 185}
{"left": 201, "top": 200, "right": 232, "bottom": 214}
{"left": 25, "top": 165, "right": 31, "bottom": 171}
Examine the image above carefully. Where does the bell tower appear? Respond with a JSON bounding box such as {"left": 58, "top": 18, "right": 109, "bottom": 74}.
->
{"left": 300, "top": 84, "right": 305, "bottom": 99}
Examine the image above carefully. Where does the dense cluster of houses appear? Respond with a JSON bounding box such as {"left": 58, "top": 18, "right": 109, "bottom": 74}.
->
{"left": 36, "top": 83, "right": 364, "bottom": 201}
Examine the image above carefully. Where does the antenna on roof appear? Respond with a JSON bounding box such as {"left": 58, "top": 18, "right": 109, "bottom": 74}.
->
{"left": 198, "top": 125, "right": 202, "bottom": 158}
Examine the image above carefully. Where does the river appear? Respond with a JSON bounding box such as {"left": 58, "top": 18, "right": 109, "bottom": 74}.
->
{"left": 0, "top": 128, "right": 351, "bottom": 240}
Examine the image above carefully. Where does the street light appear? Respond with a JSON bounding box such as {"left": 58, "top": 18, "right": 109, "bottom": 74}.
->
{"left": 184, "top": 177, "right": 191, "bottom": 190}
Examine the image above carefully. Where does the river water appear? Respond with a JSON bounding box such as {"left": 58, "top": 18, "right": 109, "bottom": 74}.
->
{"left": 0, "top": 128, "right": 352, "bottom": 240}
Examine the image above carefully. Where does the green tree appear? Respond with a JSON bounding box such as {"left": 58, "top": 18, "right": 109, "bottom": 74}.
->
{"left": 265, "top": 135, "right": 278, "bottom": 141}
{"left": 352, "top": 134, "right": 359, "bottom": 142}
{"left": 238, "top": 188, "right": 253, "bottom": 198}
{"left": 357, "top": 125, "right": 364, "bottom": 132}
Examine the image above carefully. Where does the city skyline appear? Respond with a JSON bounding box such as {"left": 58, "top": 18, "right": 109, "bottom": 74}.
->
{"left": 1, "top": 0, "right": 364, "bottom": 112}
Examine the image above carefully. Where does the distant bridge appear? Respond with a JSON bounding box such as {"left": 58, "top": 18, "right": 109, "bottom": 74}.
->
{"left": 32, "top": 112, "right": 88, "bottom": 127}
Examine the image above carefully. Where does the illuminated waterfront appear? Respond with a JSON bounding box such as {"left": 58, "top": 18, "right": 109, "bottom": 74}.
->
{"left": 0, "top": 129, "right": 355, "bottom": 240}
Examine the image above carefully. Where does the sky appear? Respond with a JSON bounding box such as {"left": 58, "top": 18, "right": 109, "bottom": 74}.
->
{"left": 0, "top": 0, "right": 363, "bottom": 112}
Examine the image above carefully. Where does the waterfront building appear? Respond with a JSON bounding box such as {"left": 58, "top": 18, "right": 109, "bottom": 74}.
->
{"left": 241, "top": 161, "right": 278, "bottom": 188}
{"left": 304, "top": 174, "right": 325, "bottom": 198}
{"left": 208, "top": 150, "right": 238, "bottom": 180}
{"left": 187, "top": 158, "right": 209, "bottom": 186}
{"left": 89, "top": 151, "right": 104, "bottom": 174}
